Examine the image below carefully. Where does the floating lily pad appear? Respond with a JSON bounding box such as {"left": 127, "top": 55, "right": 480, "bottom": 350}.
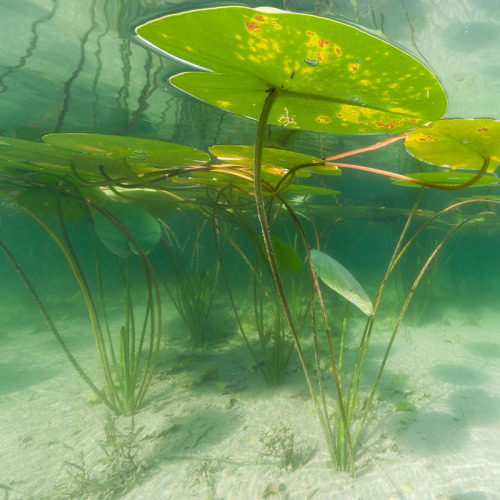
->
{"left": 405, "top": 119, "right": 500, "bottom": 172}
{"left": 0, "top": 136, "right": 69, "bottom": 162}
{"left": 392, "top": 171, "right": 500, "bottom": 188}
{"left": 0, "top": 136, "right": 77, "bottom": 179}
{"left": 136, "top": 6, "right": 446, "bottom": 134}
{"left": 43, "top": 133, "right": 210, "bottom": 167}
{"left": 310, "top": 248, "right": 373, "bottom": 315}
{"left": 285, "top": 184, "right": 340, "bottom": 197}
{"left": 210, "top": 145, "right": 326, "bottom": 177}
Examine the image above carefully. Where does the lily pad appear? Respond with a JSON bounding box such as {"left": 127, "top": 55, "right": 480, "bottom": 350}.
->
{"left": 209, "top": 144, "right": 325, "bottom": 176}
{"left": 405, "top": 119, "right": 500, "bottom": 172}
{"left": 0, "top": 136, "right": 77, "bottom": 179}
{"left": 284, "top": 184, "right": 340, "bottom": 197}
{"left": 43, "top": 133, "right": 210, "bottom": 168}
{"left": 392, "top": 171, "right": 500, "bottom": 188}
{"left": 310, "top": 249, "right": 373, "bottom": 315}
{"left": 136, "top": 6, "right": 446, "bottom": 134}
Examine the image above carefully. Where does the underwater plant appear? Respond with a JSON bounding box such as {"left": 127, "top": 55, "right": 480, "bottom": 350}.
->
{"left": 55, "top": 417, "right": 146, "bottom": 499}
{"left": 159, "top": 217, "right": 220, "bottom": 348}
{"left": 1, "top": 5, "right": 499, "bottom": 474}
{"left": 0, "top": 179, "right": 162, "bottom": 416}
{"left": 210, "top": 194, "right": 300, "bottom": 386}
{"left": 135, "top": 6, "right": 500, "bottom": 475}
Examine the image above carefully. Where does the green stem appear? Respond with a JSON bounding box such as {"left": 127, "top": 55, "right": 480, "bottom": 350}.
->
{"left": 354, "top": 209, "right": 495, "bottom": 447}
{"left": 253, "top": 89, "right": 354, "bottom": 474}
{"left": 346, "top": 187, "right": 424, "bottom": 428}
{"left": 0, "top": 237, "right": 116, "bottom": 413}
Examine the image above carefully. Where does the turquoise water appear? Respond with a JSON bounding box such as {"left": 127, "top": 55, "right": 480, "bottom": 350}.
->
{"left": 1, "top": 1, "right": 500, "bottom": 498}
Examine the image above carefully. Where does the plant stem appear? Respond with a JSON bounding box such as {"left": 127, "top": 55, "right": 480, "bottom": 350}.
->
{"left": 354, "top": 209, "right": 495, "bottom": 447}
{"left": 252, "top": 89, "right": 353, "bottom": 474}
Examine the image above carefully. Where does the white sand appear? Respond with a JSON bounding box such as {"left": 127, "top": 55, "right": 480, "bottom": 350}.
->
{"left": 1, "top": 306, "right": 499, "bottom": 499}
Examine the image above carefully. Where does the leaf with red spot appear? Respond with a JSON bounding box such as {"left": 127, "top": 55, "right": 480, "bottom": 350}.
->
{"left": 136, "top": 6, "right": 447, "bottom": 135}
{"left": 209, "top": 144, "right": 330, "bottom": 176}
{"left": 405, "top": 119, "right": 500, "bottom": 172}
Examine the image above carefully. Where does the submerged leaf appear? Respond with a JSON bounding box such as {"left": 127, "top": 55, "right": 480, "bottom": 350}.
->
{"left": 310, "top": 249, "right": 373, "bottom": 315}
{"left": 272, "top": 237, "right": 302, "bottom": 275}
{"left": 93, "top": 203, "right": 161, "bottom": 257}
{"left": 16, "top": 189, "right": 89, "bottom": 219}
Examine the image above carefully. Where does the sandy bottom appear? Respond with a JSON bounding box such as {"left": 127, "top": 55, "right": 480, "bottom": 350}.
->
{"left": 1, "top": 304, "right": 499, "bottom": 499}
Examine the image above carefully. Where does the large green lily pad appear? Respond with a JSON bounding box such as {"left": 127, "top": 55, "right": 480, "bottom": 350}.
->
{"left": 0, "top": 136, "right": 76, "bottom": 179}
{"left": 43, "top": 133, "right": 210, "bottom": 168}
{"left": 285, "top": 184, "right": 339, "bottom": 197}
{"left": 405, "top": 119, "right": 500, "bottom": 172}
{"left": 136, "top": 6, "right": 447, "bottom": 134}
{"left": 0, "top": 134, "right": 209, "bottom": 184}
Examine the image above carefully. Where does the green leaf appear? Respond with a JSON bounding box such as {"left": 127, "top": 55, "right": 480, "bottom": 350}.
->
{"left": 16, "top": 189, "right": 89, "bottom": 219}
{"left": 405, "top": 119, "right": 500, "bottom": 172}
{"left": 272, "top": 237, "right": 302, "bottom": 275}
{"left": 310, "top": 249, "right": 372, "bottom": 315}
{"left": 392, "top": 171, "right": 500, "bottom": 188}
{"left": 43, "top": 133, "right": 209, "bottom": 168}
{"left": 93, "top": 203, "right": 161, "bottom": 257}
{"left": 209, "top": 144, "right": 327, "bottom": 176}
{"left": 285, "top": 184, "right": 340, "bottom": 196}
{"left": 136, "top": 6, "right": 447, "bottom": 134}
{"left": 102, "top": 188, "right": 179, "bottom": 218}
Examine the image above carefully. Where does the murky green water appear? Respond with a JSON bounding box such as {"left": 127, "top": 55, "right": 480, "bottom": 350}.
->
{"left": 1, "top": 1, "right": 499, "bottom": 498}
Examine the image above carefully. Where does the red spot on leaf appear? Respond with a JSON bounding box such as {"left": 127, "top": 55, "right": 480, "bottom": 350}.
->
{"left": 478, "top": 127, "right": 488, "bottom": 132}
{"left": 375, "top": 120, "right": 404, "bottom": 129}
{"left": 316, "top": 116, "right": 331, "bottom": 124}
{"left": 255, "top": 15, "right": 265, "bottom": 21}
{"left": 246, "top": 21, "right": 260, "bottom": 31}
{"left": 350, "top": 64, "right": 359, "bottom": 71}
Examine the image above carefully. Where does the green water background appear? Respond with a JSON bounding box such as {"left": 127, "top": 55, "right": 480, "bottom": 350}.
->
{"left": 1, "top": 0, "right": 500, "bottom": 333}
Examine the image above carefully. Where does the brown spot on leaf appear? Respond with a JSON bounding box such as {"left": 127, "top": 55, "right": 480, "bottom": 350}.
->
{"left": 246, "top": 21, "right": 260, "bottom": 31}
{"left": 316, "top": 116, "right": 331, "bottom": 123}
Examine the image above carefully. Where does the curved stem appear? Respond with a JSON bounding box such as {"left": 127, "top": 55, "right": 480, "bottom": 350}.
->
{"left": 325, "top": 157, "right": 491, "bottom": 191}
{"left": 354, "top": 209, "right": 496, "bottom": 447}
